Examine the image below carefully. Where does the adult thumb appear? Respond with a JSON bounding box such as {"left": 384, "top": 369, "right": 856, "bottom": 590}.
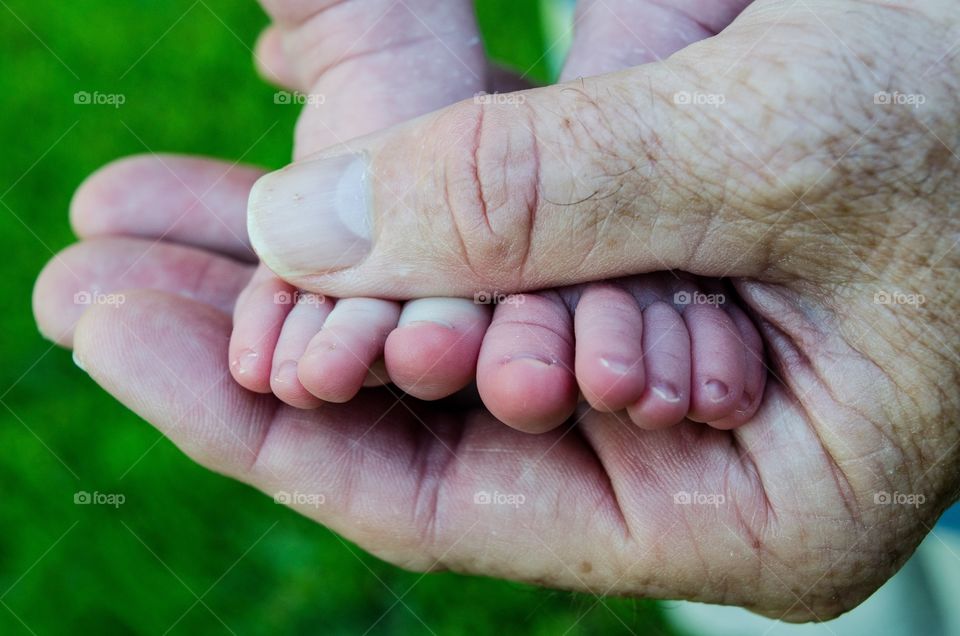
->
{"left": 247, "top": 32, "right": 801, "bottom": 298}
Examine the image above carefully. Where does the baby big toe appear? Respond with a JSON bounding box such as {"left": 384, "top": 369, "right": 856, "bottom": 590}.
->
{"left": 384, "top": 298, "right": 490, "bottom": 401}
{"left": 476, "top": 292, "right": 577, "bottom": 434}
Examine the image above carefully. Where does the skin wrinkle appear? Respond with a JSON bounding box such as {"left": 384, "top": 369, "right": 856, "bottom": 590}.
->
{"left": 490, "top": 316, "right": 575, "bottom": 349}
{"left": 729, "top": 429, "right": 777, "bottom": 529}
{"left": 438, "top": 137, "right": 479, "bottom": 285}
{"left": 466, "top": 102, "right": 546, "bottom": 289}
{"left": 572, "top": 425, "right": 632, "bottom": 543}
{"left": 184, "top": 250, "right": 221, "bottom": 304}
{"left": 471, "top": 103, "right": 493, "bottom": 236}
{"left": 720, "top": 443, "right": 768, "bottom": 555}
{"left": 245, "top": 396, "right": 286, "bottom": 477}
{"left": 410, "top": 412, "right": 464, "bottom": 565}
{"left": 739, "top": 296, "right": 869, "bottom": 529}
{"left": 516, "top": 104, "right": 540, "bottom": 287}
{"left": 297, "top": 32, "right": 463, "bottom": 94}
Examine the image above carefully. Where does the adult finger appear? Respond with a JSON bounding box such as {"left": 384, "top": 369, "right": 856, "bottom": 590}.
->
{"left": 33, "top": 238, "right": 253, "bottom": 346}
{"left": 71, "top": 154, "right": 262, "bottom": 261}
{"left": 247, "top": 0, "right": 861, "bottom": 298}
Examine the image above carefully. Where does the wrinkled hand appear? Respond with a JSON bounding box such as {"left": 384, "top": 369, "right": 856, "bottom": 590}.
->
{"left": 33, "top": 0, "right": 960, "bottom": 622}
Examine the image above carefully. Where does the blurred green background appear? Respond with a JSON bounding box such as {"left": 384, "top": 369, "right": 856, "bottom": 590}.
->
{"left": 0, "top": 0, "right": 676, "bottom": 633}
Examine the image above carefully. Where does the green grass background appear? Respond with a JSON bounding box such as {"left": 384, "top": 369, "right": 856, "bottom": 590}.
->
{"left": 0, "top": 1, "right": 676, "bottom": 633}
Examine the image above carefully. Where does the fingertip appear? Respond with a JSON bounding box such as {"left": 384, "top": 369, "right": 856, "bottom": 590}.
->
{"left": 69, "top": 154, "right": 156, "bottom": 238}
{"left": 627, "top": 301, "right": 691, "bottom": 429}
{"left": 33, "top": 243, "right": 87, "bottom": 347}
{"left": 706, "top": 304, "right": 768, "bottom": 430}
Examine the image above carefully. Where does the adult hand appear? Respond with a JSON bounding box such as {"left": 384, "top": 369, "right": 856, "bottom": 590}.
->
{"left": 33, "top": 0, "right": 959, "bottom": 623}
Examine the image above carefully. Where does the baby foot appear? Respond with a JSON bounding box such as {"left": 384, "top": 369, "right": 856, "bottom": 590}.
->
{"left": 232, "top": 270, "right": 766, "bottom": 433}
{"left": 230, "top": 269, "right": 492, "bottom": 407}
{"left": 229, "top": 0, "right": 492, "bottom": 405}
{"left": 473, "top": 274, "right": 766, "bottom": 433}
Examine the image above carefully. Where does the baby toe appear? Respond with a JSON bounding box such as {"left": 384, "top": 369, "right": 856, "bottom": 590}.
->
{"left": 476, "top": 292, "right": 577, "bottom": 434}
{"left": 385, "top": 298, "right": 490, "bottom": 400}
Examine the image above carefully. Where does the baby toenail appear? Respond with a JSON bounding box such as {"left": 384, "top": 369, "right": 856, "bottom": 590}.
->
{"left": 737, "top": 393, "right": 753, "bottom": 412}
{"left": 231, "top": 349, "right": 259, "bottom": 375}
{"left": 599, "top": 357, "right": 632, "bottom": 375}
{"left": 704, "top": 379, "right": 730, "bottom": 402}
{"left": 505, "top": 353, "right": 556, "bottom": 367}
{"left": 402, "top": 319, "right": 454, "bottom": 330}
{"left": 651, "top": 382, "right": 681, "bottom": 403}
{"left": 273, "top": 360, "right": 298, "bottom": 385}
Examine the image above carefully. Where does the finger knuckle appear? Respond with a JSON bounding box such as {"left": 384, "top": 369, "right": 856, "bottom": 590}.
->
{"left": 436, "top": 101, "right": 541, "bottom": 286}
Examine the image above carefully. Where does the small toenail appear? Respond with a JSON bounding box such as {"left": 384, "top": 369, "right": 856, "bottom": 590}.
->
{"left": 737, "top": 393, "right": 753, "bottom": 412}
{"left": 231, "top": 349, "right": 259, "bottom": 375}
{"left": 402, "top": 319, "right": 454, "bottom": 330}
{"left": 651, "top": 382, "right": 681, "bottom": 403}
{"left": 505, "top": 353, "right": 556, "bottom": 367}
{"left": 273, "top": 360, "right": 298, "bottom": 385}
{"left": 704, "top": 379, "right": 730, "bottom": 402}
{"left": 599, "top": 357, "right": 632, "bottom": 375}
